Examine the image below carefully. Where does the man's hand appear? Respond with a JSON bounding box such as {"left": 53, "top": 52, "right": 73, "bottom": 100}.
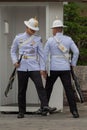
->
{"left": 14, "top": 62, "right": 20, "bottom": 68}
{"left": 40, "top": 71, "right": 47, "bottom": 79}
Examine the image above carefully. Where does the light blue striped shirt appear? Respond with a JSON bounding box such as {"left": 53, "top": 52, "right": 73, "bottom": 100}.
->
{"left": 11, "top": 32, "right": 45, "bottom": 71}
{"left": 44, "top": 32, "right": 79, "bottom": 71}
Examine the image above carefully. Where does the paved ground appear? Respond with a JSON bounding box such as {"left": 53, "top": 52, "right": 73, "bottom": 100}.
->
{"left": 0, "top": 102, "right": 87, "bottom": 130}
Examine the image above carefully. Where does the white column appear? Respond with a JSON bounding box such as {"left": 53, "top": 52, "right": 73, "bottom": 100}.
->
{"left": 46, "top": 2, "right": 64, "bottom": 111}
{"left": 46, "top": 2, "right": 63, "bottom": 38}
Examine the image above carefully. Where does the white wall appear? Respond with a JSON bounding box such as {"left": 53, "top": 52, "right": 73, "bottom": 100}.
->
{"left": 0, "top": 3, "right": 63, "bottom": 110}
{"left": 0, "top": 6, "right": 46, "bottom": 105}
{"left": 46, "top": 2, "right": 63, "bottom": 39}
{"left": 0, "top": 7, "right": 17, "bottom": 105}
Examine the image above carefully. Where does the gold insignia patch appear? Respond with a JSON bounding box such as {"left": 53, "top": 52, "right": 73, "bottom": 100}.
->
{"left": 34, "top": 20, "right": 38, "bottom": 27}
{"left": 30, "top": 41, "right": 36, "bottom": 46}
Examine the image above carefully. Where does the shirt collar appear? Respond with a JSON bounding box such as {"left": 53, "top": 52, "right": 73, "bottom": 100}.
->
{"left": 25, "top": 32, "right": 31, "bottom": 37}
{"left": 56, "top": 32, "right": 63, "bottom": 36}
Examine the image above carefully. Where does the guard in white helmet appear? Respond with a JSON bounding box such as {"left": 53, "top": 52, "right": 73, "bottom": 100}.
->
{"left": 44, "top": 19, "right": 80, "bottom": 118}
{"left": 11, "top": 17, "right": 54, "bottom": 118}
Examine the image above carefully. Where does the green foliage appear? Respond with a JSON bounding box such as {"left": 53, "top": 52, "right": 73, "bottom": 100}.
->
{"left": 64, "top": 2, "right": 87, "bottom": 65}
{"left": 78, "top": 48, "right": 87, "bottom": 65}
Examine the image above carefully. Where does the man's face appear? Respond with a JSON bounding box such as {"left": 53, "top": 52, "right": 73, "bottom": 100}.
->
{"left": 52, "top": 27, "right": 63, "bottom": 35}
{"left": 26, "top": 27, "right": 36, "bottom": 35}
{"left": 52, "top": 28, "right": 58, "bottom": 36}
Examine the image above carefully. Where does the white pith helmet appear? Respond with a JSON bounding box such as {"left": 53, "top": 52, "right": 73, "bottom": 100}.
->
{"left": 51, "top": 19, "right": 66, "bottom": 28}
{"left": 24, "top": 18, "right": 39, "bottom": 31}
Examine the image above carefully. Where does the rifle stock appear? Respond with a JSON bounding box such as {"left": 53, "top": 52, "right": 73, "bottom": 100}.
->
{"left": 70, "top": 66, "right": 84, "bottom": 103}
{"left": 4, "top": 54, "right": 23, "bottom": 97}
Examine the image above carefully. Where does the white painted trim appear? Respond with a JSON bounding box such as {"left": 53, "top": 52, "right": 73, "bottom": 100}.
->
{"left": 0, "top": 2, "right": 62, "bottom": 7}
{"left": 0, "top": 106, "right": 63, "bottom": 113}
{"left": 0, "top": 106, "right": 39, "bottom": 112}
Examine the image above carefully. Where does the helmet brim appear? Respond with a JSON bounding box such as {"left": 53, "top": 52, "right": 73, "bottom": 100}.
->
{"left": 24, "top": 21, "right": 39, "bottom": 31}
{"left": 51, "top": 25, "right": 67, "bottom": 29}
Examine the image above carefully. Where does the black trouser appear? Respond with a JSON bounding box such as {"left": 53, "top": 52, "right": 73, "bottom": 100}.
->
{"left": 17, "top": 71, "right": 48, "bottom": 113}
{"left": 45, "top": 70, "right": 78, "bottom": 113}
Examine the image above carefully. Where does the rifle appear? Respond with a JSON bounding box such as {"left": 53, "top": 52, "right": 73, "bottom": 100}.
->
{"left": 70, "top": 66, "right": 84, "bottom": 103}
{"left": 54, "top": 36, "right": 84, "bottom": 103}
{"left": 4, "top": 54, "right": 23, "bottom": 97}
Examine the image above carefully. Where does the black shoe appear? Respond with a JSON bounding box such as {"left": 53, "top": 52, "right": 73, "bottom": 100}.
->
{"left": 17, "top": 112, "right": 24, "bottom": 118}
{"left": 48, "top": 107, "right": 57, "bottom": 114}
{"left": 41, "top": 106, "right": 50, "bottom": 116}
{"left": 35, "top": 108, "right": 42, "bottom": 115}
{"left": 72, "top": 111, "right": 79, "bottom": 118}
{"left": 35, "top": 106, "right": 57, "bottom": 116}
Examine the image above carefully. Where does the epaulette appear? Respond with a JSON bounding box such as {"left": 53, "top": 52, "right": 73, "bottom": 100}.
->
{"left": 34, "top": 34, "right": 40, "bottom": 37}
{"left": 64, "top": 35, "right": 71, "bottom": 40}
{"left": 48, "top": 36, "right": 54, "bottom": 40}
{"left": 34, "top": 33, "right": 41, "bottom": 38}
{"left": 15, "top": 33, "right": 24, "bottom": 38}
